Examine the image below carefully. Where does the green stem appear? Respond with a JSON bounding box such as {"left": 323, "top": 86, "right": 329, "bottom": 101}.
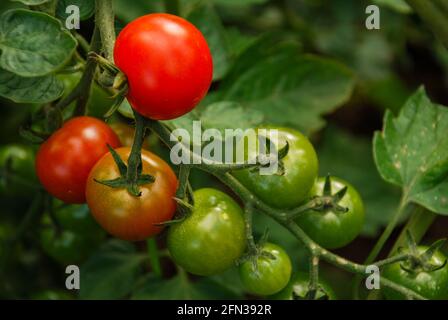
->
{"left": 364, "top": 195, "right": 408, "bottom": 262}
{"left": 56, "top": 27, "right": 101, "bottom": 115}
{"left": 352, "top": 194, "right": 408, "bottom": 298}
{"left": 406, "top": 0, "right": 448, "bottom": 49}
{"left": 126, "top": 110, "right": 147, "bottom": 195}
{"left": 390, "top": 206, "right": 436, "bottom": 255}
{"left": 147, "top": 120, "right": 266, "bottom": 171}
{"left": 374, "top": 253, "right": 410, "bottom": 268}
{"left": 244, "top": 204, "right": 257, "bottom": 252}
{"left": 147, "top": 238, "right": 162, "bottom": 278}
{"left": 307, "top": 255, "right": 319, "bottom": 299}
{"left": 164, "top": 0, "right": 180, "bottom": 15}
{"left": 365, "top": 206, "right": 434, "bottom": 300}
{"left": 175, "top": 165, "right": 191, "bottom": 200}
{"left": 75, "top": 32, "right": 91, "bottom": 54}
{"left": 148, "top": 120, "right": 427, "bottom": 300}
{"left": 95, "top": 0, "right": 116, "bottom": 62}
{"left": 213, "top": 172, "right": 425, "bottom": 300}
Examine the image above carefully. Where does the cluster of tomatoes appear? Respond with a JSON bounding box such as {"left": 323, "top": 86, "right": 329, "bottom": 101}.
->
{"left": 32, "top": 13, "right": 365, "bottom": 298}
{"left": 5, "top": 13, "right": 447, "bottom": 300}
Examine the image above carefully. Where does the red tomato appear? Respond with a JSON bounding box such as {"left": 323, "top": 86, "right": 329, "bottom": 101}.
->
{"left": 36, "top": 117, "right": 121, "bottom": 203}
{"left": 114, "top": 13, "right": 213, "bottom": 120}
{"left": 85, "top": 147, "right": 178, "bottom": 241}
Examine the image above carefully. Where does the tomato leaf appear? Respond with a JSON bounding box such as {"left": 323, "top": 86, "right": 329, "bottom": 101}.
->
{"left": 79, "top": 240, "right": 144, "bottom": 299}
{"left": 374, "top": 87, "right": 448, "bottom": 215}
{"left": 56, "top": 0, "right": 95, "bottom": 21}
{"left": 219, "top": 36, "right": 355, "bottom": 135}
{"left": 0, "top": 9, "right": 77, "bottom": 77}
{"left": 201, "top": 101, "right": 264, "bottom": 132}
{"left": 0, "top": 68, "right": 63, "bottom": 103}
{"left": 318, "top": 126, "right": 402, "bottom": 237}
{"left": 187, "top": 2, "right": 232, "bottom": 81}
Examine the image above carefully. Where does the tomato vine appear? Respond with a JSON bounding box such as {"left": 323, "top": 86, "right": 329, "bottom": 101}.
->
{"left": 2, "top": 0, "right": 448, "bottom": 301}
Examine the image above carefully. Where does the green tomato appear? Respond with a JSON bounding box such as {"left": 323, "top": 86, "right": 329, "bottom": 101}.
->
{"left": 0, "top": 144, "right": 37, "bottom": 197}
{"left": 40, "top": 204, "right": 105, "bottom": 265}
{"left": 382, "top": 246, "right": 448, "bottom": 300}
{"left": 270, "top": 273, "right": 336, "bottom": 300}
{"left": 239, "top": 242, "right": 292, "bottom": 296}
{"left": 295, "top": 176, "right": 365, "bottom": 249}
{"left": 233, "top": 127, "right": 318, "bottom": 209}
{"left": 57, "top": 72, "right": 112, "bottom": 118}
{"left": 167, "top": 188, "right": 246, "bottom": 276}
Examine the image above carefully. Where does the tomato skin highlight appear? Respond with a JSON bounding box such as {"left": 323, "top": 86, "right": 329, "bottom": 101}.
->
{"left": 383, "top": 246, "right": 448, "bottom": 300}
{"left": 36, "top": 117, "right": 121, "bottom": 204}
{"left": 233, "top": 127, "right": 318, "bottom": 209}
{"left": 167, "top": 188, "right": 246, "bottom": 276}
{"left": 86, "top": 147, "right": 178, "bottom": 241}
{"left": 295, "top": 176, "right": 365, "bottom": 249}
{"left": 239, "top": 242, "right": 292, "bottom": 296}
{"left": 114, "top": 13, "right": 213, "bottom": 120}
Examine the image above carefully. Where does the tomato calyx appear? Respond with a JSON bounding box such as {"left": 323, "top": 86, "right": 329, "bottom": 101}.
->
{"left": 93, "top": 111, "right": 156, "bottom": 197}
{"left": 399, "top": 231, "right": 447, "bottom": 274}
{"left": 308, "top": 175, "right": 349, "bottom": 214}
{"left": 293, "top": 286, "right": 331, "bottom": 300}
{"left": 88, "top": 52, "right": 128, "bottom": 118}
{"left": 237, "top": 230, "right": 276, "bottom": 275}
{"left": 247, "top": 139, "right": 290, "bottom": 176}
{"left": 94, "top": 145, "right": 155, "bottom": 196}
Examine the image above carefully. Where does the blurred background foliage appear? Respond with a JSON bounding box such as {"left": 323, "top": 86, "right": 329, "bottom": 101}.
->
{"left": 0, "top": 0, "right": 447, "bottom": 300}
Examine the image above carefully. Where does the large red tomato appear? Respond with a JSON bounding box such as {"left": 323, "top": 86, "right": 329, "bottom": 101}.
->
{"left": 114, "top": 13, "right": 213, "bottom": 120}
{"left": 36, "top": 117, "right": 121, "bottom": 203}
{"left": 85, "top": 147, "right": 178, "bottom": 241}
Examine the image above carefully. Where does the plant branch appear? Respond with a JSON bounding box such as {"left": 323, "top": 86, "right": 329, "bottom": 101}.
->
{"left": 75, "top": 32, "right": 91, "bottom": 55}
{"left": 141, "top": 120, "right": 428, "bottom": 300}
{"left": 147, "top": 238, "right": 162, "bottom": 278}
{"left": 307, "top": 255, "right": 319, "bottom": 299}
{"left": 352, "top": 194, "right": 408, "bottom": 298}
{"left": 56, "top": 27, "right": 101, "bottom": 116}
{"left": 126, "top": 110, "right": 147, "bottom": 195}
{"left": 364, "top": 195, "right": 408, "bottom": 264}
{"left": 244, "top": 204, "right": 257, "bottom": 252}
{"left": 95, "top": 0, "right": 116, "bottom": 62}
{"left": 390, "top": 206, "right": 436, "bottom": 255}
{"left": 175, "top": 165, "right": 191, "bottom": 200}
